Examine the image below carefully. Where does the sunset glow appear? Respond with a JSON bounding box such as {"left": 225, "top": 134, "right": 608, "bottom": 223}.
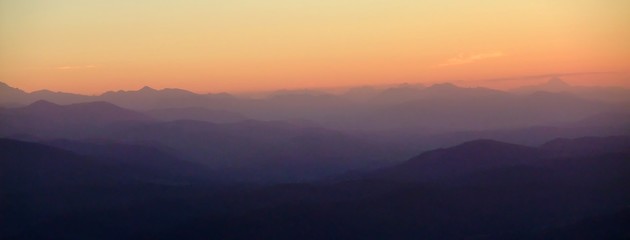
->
{"left": 1, "top": 0, "right": 629, "bottom": 93}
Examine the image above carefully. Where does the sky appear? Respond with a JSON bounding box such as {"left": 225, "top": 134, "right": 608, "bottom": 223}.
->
{"left": 1, "top": 0, "right": 629, "bottom": 94}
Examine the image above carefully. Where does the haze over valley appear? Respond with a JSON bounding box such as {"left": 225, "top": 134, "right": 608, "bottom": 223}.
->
{"left": 1, "top": 0, "right": 629, "bottom": 239}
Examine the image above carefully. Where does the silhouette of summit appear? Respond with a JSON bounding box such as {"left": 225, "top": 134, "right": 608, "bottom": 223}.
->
{"left": 0, "top": 101, "right": 152, "bottom": 139}
{"left": 426, "top": 82, "right": 458, "bottom": 90}
{"left": 375, "top": 139, "right": 541, "bottom": 181}
{"left": 22, "top": 100, "right": 61, "bottom": 110}
{"left": 546, "top": 77, "right": 571, "bottom": 88}
{"left": 139, "top": 86, "right": 157, "bottom": 92}
{"left": 513, "top": 77, "right": 574, "bottom": 94}
{"left": 536, "top": 77, "right": 572, "bottom": 92}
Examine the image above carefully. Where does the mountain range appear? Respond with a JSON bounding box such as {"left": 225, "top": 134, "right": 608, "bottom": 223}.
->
{"left": 2, "top": 135, "right": 628, "bottom": 239}
{"left": 2, "top": 78, "right": 629, "bottom": 238}
{"left": 2, "top": 81, "right": 629, "bottom": 182}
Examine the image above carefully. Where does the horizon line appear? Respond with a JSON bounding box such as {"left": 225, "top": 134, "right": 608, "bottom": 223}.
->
{"left": 2, "top": 71, "right": 627, "bottom": 96}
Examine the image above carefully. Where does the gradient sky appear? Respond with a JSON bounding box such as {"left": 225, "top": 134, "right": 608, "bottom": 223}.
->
{"left": 1, "top": 0, "right": 629, "bottom": 94}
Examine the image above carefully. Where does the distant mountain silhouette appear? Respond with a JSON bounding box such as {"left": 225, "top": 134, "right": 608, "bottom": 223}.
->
{"left": 0, "top": 138, "right": 214, "bottom": 187}
{"left": 574, "top": 111, "right": 630, "bottom": 128}
{"left": 0, "top": 81, "right": 239, "bottom": 110}
{"left": 389, "top": 120, "right": 630, "bottom": 153}
{"left": 357, "top": 83, "right": 505, "bottom": 106}
{"left": 270, "top": 89, "right": 331, "bottom": 98}
{"left": 29, "top": 89, "right": 91, "bottom": 105}
{"left": 0, "top": 100, "right": 394, "bottom": 182}
{"left": 514, "top": 77, "right": 630, "bottom": 102}
{"left": 372, "top": 136, "right": 630, "bottom": 183}
{"left": 367, "top": 83, "right": 426, "bottom": 104}
{"left": 99, "top": 86, "right": 237, "bottom": 110}
{"left": 375, "top": 139, "right": 542, "bottom": 181}
{"left": 97, "top": 119, "right": 390, "bottom": 182}
{"left": 515, "top": 77, "right": 572, "bottom": 93}
{"left": 545, "top": 77, "right": 572, "bottom": 89}
{"left": 1, "top": 138, "right": 132, "bottom": 188}
{"left": 0, "top": 80, "right": 627, "bottom": 160}
{"left": 146, "top": 107, "right": 247, "bottom": 123}
{"left": 0, "top": 81, "right": 28, "bottom": 106}
{"left": 0, "top": 100, "right": 152, "bottom": 139}
{"left": 0, "top": 81, "right": 626, "bottom": 134}
{"left": 352, "top": 88, "right": 610, "bottom": 132}
{"left": 342, "top": 86, "right": 380, "bottom": 101}
{"left": 540, "top": 135, "right": 630, "bottom": 158}
{"left": 0, "top": 81, "right": 24, "bottom": 93}
{"left": 1, "top": 76, "right": 629, "bottom": 239}
{"left": 422, "top": 83, "right": 507, "bottom": 99}
{"left": 0, "top": 100, "right": 392, "bottom": 181}
{"left": 0, "top": 82, "right": 92, "bottom": 106}
{"left": 245, "top": 90, "right": 358, "bottom": 122}
{"left": 43, "top": 139, "right": 218, "bottom": 182}
{"left": 332, "top": 82, "right": 625, "bottom": 134}
{"left": 20, "top": 100, "right": 148, "bottom": 121}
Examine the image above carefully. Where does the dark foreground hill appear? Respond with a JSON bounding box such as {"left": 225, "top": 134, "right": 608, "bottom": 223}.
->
{"left": 2, "top": 136, "right": 629, "bottom": 239}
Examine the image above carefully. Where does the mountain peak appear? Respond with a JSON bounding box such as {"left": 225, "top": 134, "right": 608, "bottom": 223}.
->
{"left": 0, "top": 81, "right": 26, "bottom": 93}
{"left": 428, "top": 82, "right": 458, "bottom": 90}
{"left": 32, "top": 89, "right": 54, "bottom": 94}
{"left": 545, "top": 77, "right": 570, "bottom": 88}
{"left": 70, "top": 101, "right": 122, "bottom": 109}
{"left": 139, "top": 86, "right": 156, "bottom": 92}
{"left": 24, "top": 100, "right": 60, "bottom": 110}
{"left": 453, "top": 139, "right": 521, "bottom": 150}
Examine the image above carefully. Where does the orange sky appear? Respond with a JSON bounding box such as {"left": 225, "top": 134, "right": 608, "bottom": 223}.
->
{"left": 1, "top": 0, "right": 629, "bottom": 94}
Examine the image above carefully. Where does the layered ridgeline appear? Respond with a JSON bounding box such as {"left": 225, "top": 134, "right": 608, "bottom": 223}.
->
{"left": 2, "top": 79, "right": 629, "bottom": 238}
{"left": 2, "top": 79, "right": 629, "bottom": 141}
{"left": 1, "top": 79, "right": 629, "bottom": 132}
{"left": 0, "top": 100, "right": 394, "bottom": 182}
{"left": 1, "top": 78, "right": 629, "bottom": 182}
{"left": 2, "top": 136, "right": 629, "bottom": 239}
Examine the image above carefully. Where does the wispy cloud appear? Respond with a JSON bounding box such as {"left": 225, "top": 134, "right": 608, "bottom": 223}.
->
{"left": 435, "top": 51, "right": 505, "bottom": 68}
{"left": 54, "top": 65, "right": 97, "bottom": 70}
{"left": 24, "top": 65, "right": 99, "bottom": 71}
{"left": 453, "top": 71, "right": 620, "bottom": 83}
